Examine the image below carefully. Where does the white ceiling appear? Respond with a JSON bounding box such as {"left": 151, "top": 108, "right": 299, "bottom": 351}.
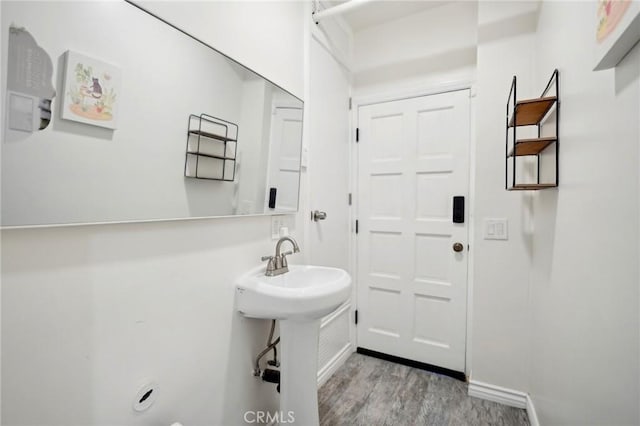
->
{"left": 324, "top": 0, "right": 449, "bottom": 32}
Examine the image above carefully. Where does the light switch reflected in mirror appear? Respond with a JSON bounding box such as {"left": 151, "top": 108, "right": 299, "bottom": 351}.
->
{"left": 0, "top": 1, "right": 303, "bottom": 227}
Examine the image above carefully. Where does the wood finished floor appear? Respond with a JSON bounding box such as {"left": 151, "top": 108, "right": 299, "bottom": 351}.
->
{"left": 318, "top": 354, "right": 529, "bottom": 426}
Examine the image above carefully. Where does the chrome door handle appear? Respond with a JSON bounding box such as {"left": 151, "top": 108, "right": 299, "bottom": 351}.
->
{"left": 453, "top": 242, "right": 464, "bottom": 252}
{"left": 312, "top": 210, "right": 327, "bottom": 221}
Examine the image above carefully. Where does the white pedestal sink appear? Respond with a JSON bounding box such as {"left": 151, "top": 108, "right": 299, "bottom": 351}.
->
{"left": 236, "top": 265, "right": 351, "bottom": 426}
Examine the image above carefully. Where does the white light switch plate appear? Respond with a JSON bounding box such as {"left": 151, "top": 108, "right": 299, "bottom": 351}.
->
{"left": 483, "top": 218, "right": 508, "bottom": 240}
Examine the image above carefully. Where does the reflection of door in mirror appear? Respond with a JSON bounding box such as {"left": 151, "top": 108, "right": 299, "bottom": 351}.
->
{"left": 265, "top": 104, "right": 303, "bottom": 213}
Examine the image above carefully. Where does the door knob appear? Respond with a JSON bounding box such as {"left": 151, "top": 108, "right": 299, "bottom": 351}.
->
{"left": 453, "top": 242, "right": 464, "bottom": 252}
{"left": 312, "top": 210, "right": 327, "bottom": 221}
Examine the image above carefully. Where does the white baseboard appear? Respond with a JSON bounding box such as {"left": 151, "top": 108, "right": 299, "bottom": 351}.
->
{"left": 526, "top": 394, "right": 540, "bottom": 426}
{"left": 317, "top": 342, "right": 354, "bottom": 387}
{"left": 468, "top": 380, "right": 527, "bottom": 409}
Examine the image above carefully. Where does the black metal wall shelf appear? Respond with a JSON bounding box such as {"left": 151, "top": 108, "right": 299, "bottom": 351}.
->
{"left": 184, "top": 114, "right": 238, "bottom": 181}
{"left": 505, "top": 69, "right": 559, "bottom": 191}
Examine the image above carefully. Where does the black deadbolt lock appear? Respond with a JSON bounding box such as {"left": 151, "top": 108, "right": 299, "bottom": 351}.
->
{"left": 453, "top": 196, "right": 465, "bottom": 223}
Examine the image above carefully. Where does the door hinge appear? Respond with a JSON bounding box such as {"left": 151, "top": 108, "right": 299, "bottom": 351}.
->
{"left": 349, "top": 97, "right": 352, "bottom": 110}
{"left": 355, "top": 219, "right": 359, "bottom": 234}
{"left": 356, "top": 128, "right": 359, "bottom": 143}
{"left": 348, "top": 193, "right": 352, "bottom": 206}
{"left": 355, "top": 310, "right": 358, "bottom": 325}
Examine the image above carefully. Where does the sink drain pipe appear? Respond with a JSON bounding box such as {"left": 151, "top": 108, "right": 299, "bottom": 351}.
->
{"left": 254, "top": 319, "right": 280, "bottom": 376}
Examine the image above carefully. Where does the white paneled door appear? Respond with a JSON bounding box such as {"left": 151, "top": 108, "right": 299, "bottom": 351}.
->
{"left": 356, "top": 90, "right": 470, "bottom": 372}
{"left": 266, "top": 106, "right": 303, "bottom": 212}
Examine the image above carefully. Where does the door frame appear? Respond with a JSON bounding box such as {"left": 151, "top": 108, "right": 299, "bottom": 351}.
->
{"left": 350, "top": 80, "right": 477, "bottom": 377}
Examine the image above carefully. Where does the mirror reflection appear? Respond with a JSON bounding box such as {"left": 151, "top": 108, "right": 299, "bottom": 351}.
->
{"left": 1, "top": 1, "right": 303, "bottom": 227}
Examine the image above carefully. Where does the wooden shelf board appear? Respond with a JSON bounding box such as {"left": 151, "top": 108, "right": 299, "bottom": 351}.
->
{"left": 508, "top": 137, "right": 557, "bottom": 157}
{"left": 508, "top": 96, "right": 557, "bottom": 127}
{"left": 189, "top": 130, "right": 237, "bottom": 142}
{"left": 508, "top": 183, "right": 557, "bottom": 191}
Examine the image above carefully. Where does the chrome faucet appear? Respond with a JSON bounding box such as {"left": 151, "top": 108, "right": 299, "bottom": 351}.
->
{"left": 261, "top": 236, "right": 300, "bottom": 276}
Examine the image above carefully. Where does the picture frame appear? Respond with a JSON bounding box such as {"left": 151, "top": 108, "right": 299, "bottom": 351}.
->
{"left": 60, "top": 50, "right": 121, "bottom": 129}
{"left": 594, "top": 0, "right": 640, "bottom": 70}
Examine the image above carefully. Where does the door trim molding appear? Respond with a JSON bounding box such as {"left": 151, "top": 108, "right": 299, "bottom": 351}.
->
{"left": 351, "top": 79, "right": 477, "bottom": 377}
{"left": 468, "top": 380, "right": 527, "bottom": 409}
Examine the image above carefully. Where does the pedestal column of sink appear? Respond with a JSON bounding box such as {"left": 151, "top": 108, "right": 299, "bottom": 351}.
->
{"left": 279, "top": 319, "right": 321, "bottom": 426}
{"left": 235, "top": 265, "right": 351, "bottom": 424}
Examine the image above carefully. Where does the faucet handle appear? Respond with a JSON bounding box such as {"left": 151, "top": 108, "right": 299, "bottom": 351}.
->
{"left": 262, "top": 255, "right": 276, "bottom": 275}
{"left": 280, "top": 252, "right": 290, "bottom": 268}
{"left": 276, "top": 250, "right": 293, "bottom": 268}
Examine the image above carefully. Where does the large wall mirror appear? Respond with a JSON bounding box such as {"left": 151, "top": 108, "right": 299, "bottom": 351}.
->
{"left": 1, "top": 1, "right": 303, "bottom": 227}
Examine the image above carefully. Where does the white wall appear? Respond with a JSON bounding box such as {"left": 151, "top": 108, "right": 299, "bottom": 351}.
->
{"left": 470, "top": 1, "right": 540, "bottom": 392}
{"left": 137, "top": 1, "right": 304, "bottom": 100}
{"left": 352, "top": 2, "right": 477, "bottom": 97}
{"left": 471, "top": 3, "right": 640, "bottom": 425}
{"left": 1, "top": 1, "right": 307, "bottom": 425}
{"left": 529, "top": 2, "right": 640, "bottom": 424}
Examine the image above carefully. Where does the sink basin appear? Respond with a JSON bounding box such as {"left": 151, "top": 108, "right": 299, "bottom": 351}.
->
{"left": 236, "top": 264, "right": 351, "bottom": 320}
{"left": 236, "top": 264, "right": 352, "bottom": 426}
